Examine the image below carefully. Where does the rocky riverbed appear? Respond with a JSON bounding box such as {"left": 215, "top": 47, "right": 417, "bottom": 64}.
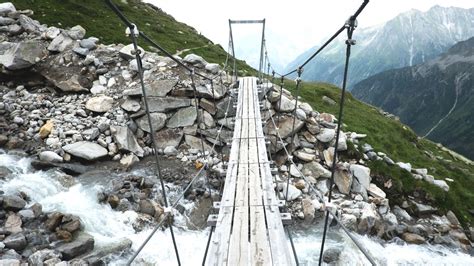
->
{"left": 0, "top": 2, "right": 473, "bottom": 264}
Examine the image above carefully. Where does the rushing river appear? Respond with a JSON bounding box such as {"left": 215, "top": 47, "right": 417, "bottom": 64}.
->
{"left": 1, "top": 150, "right": 473, "bottom": 265}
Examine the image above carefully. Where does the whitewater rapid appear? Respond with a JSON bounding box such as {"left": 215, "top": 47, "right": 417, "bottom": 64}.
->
{"left": 1, "top": 150, "right": 473, "bottom": 265}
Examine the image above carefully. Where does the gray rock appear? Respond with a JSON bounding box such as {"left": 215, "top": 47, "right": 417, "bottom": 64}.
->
{"left": 172, "top": 84, "right": 226, "bottom": 100}
{"left": 274, "top": 94, "right": 296, "bottom": 112}
{"left": 146, "top": 79, "right": 177, "bottom": 97}
{"left": 119, "top": 44, "right": 144, "bottom": 60}
{"left": 184, "top": 135, "right": 212, "bottom": 152}
{"left": 302, "top": 198, "right": 315, "bottom": 224}
{"left": 135, "top": 113, "right": 167, "bottom": 133}
{"left": 433, "top": 179, "right": 449, "bottom": 192}
{"left": 47, "top": 34, "right": 74, "bottom": 52}
{"left": 396, "top": 162, "right": 412, "bottom": 172}
{"left": 163, "top": 146, "right": 178, "bottom": 156}
{"left": 215, "top": 97, "right": 236, "bottom": 119}
{"left": 0, "top": 259, "right": 20, "bottom": 266}
{"left": 183, "top": 54, "right": 208, "bottom": 68}
{"left": 316, "top": 128, "right": 335, "bottom": 143}
{"left": 85, "top": 96, "right": 114, "bottom": 113}
{"left": 111, "top": 125, "right": 144, "bottom": 157}
{"left": 56, "top": 232, "right": 94, "bottom": 260}
{"left": 295, "top": 108, "right": 306, "bottom": 120}
{"left": 82, "top": 128, "right": 100, "bottom": 141}
{"left": 294, "top": 149, "right": 316, "bottom": 162}
{"left": 201, "top": 110, "right": 215, "bottom": 128}
{"left": 3, "top": 233, "right": 27, "bottom": 251}
{"left": 282, "top": 184, "right": 302, "bottom": 201}
{"left": 323, "top": 247, "right": 341, "bottom": 263}
{"left": 402, "top": 232, "right": 425, "bottom": 244}
{"left": 289, "top": 164, "right": 302, "bottom": 178}
{"left": 412, "top": 201, "right": 437, "bottom": 215}
{"left": 121, "top": 98, "right": 141, "bottom": 112}
{"left": 28, "top": 249, "right": 62, "bottom": 265}
{"left": 167, "top": 107, "right": 197, "bottom": 128}
{"left": 18, "top": 14, "right": 44, "bottom": 33}
{"left": 44, "top": 27, "right": 60, "bottom": 39}
{"left": 39, "top": 151, "right": 63, "bottom": 163}
{"left": 5, "top": 213, "right": 22, "bottom": 234}
{"left": 264, "top": 115, "right": 304, "bottom": 139}
{"left": 62, "top": 141, "right": 108, "bottom": 161}
{"left": 350, "top": 164, "right": 370, "bottom": 198}
{"left": 0, "top": 40, "right": 46, "bottom": 70}
{"left": 200, "top": 98, "right": 217, "bottom": 115}
{"left": 73, "top": 47, "right": 89, "bottom": 56}
{"left": 299, "top": 102, "right": 313, "bottom": 114}
{"left": 79, "top": 37, "right": 98, "bottom": 50}
{"left": 67, "top": 25, "right": 86, "bottom": 40}
{"left": 205, "top": 63, "right": 220, "bottom": 74}
{"left": 393, "top": 205, "right": 412, "bottom": 221}
{"left": 0, "top": 166, "right": 12, "bottom": 179}
{"left": 147, "top": 97, "right": 191, "bottom": 112}
{"left": 3, "top": 195, "right": 26, "bottom": 211}
{"left": 0, "top": 17, "right": 15, "bottom": 26}
{"left": 119, "top": 154, "right": 139, "bottom": 169}
{"left": 0, "top": 3, "right": 16, "bottom": 15}
{"left": 322, "top": 96, "right": 336, "bottom": 105}
{"left": 334, "top": 166, "right": 352, "bottom": 194}
{"left": 384, "top": 156, "right": 395, "bottom": 165}
{"left": 368, "top": 183, "right": 386, "bottom": 198}
{"left": 154, "top": 128, "right": 184, "bottom": 149}
{"left": 446, "top": 210, "right": 460, "bottom": 226}
{"left": 302, "top": 161, "right": 331, "bottom": 179}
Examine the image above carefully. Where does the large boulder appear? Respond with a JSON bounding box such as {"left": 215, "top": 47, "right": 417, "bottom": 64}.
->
{"left": 146, "top": 79, "right": 177, "bottom": 97}
{"left": 119, "top": 43, "right": 144, "bottom": 60}
{"left": 316, "top": 128, "right": 335, "bottom": 143}
{"left": 56, "top": 232, "right": 94, "bottom": 260}
{"left": 183, "top": 54, "right": 208, "bottom": 68}
{"left": 281, "top": 184, "right": 302, "bottom": 201}
{"left": 172, "top": 84, "right": 226, "bottom": 100}
{"left": 5, "top": 213, "right": 22, "bottom": 234}
{"left": 135, "top": 113, "right": 167, "bottom": 133}
{"left": 147, "top": 97, "right": 191, "bottom": 112}
{"left": 154, "top": 128, "right": 184, "bottom": 149}
{"left": 66, "top": 25, "right": 86, "bottom": 40}
{"left": 62, "top": 141, "right": 108, "bottom": 161}
{"left": 264, "top": 115, "right": 304, "bottom": 139}
{"left": 3, "top": 233, "right": 27, "bottom": 251}
{"left": 111, "top": 126, "right": 144, "bottom": 157}
{"left": 0, "top": 3, "right": 16, "bottom": 15}
{"left": 215, "top": 97, "right": 237, "bottom": 119}
{"left": 3, "top": 195, "right": 26, "bottom": 211}
{"left": 28, "top": 249, "right": 62, "bottom": 265}
{"left": 0, "top": 40, "right": 47, "bottom": 70}
{"left": 18, "top": 14, "right": 44, "bottom": 33}
{"left": 167, "top": 106, "right": 197, "bottom": 128}
{"left": 334, "top": 165, "right": 352, "bottom": 195}
{"left": 273, "top": 95, "right": 296, "bottom": 112}
{"left": 85, "top": 96, "right": 114, "bottom": 113}
{"left": 350, "top": 164, "right": 371, "bottom": 198}
{"left": 184, "top": 135, "right": 212, "bottom": 152}
{"left": 402, "top": 232, "right": 425, "bottom": 244}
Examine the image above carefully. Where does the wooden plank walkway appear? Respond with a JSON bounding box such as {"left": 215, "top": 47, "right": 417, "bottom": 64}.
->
{"left": 205, "top": 77, "right": 295, "bottom": 266}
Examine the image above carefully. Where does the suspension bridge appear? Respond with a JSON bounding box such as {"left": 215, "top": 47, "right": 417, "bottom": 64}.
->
{"left": 106, "top": 0, "right": 375, "bottom": 265}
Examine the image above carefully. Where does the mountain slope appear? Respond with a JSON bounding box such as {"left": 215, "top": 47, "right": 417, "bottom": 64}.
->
{"left": 286, "top": 6, "right": 474, "bottom": 87}
{"left": 9, "top": 0, "right": 255, "bottom": 74}
{"left": 352, "top": 37, "right": 474, "bottom": 160}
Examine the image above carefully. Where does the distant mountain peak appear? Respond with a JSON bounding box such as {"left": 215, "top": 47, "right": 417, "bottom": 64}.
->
{"left": 286, "top": 5, "right": 474, "bottom": 87}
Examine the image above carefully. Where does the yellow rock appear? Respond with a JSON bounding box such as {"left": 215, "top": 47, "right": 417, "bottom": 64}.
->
{"left": 195, "top": 161, "right": 204, "bottom": 170}
{"left": 39, "top": 120, "right": 54, "bottom": 139}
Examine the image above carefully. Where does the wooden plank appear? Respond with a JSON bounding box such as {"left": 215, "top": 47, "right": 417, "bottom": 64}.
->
{"left": 248, "top": 77, "right": 272, "bottom": 265}
{"left": 205, "top": 77, "right": 245, "bottom": 266}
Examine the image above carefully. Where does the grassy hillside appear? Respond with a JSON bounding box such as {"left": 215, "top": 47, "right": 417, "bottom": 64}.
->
{"left": 281, "top": 80, "right": 474, "bottom": 226}
{"left": 11, "top": 0, "right": 255, "bottom": 75}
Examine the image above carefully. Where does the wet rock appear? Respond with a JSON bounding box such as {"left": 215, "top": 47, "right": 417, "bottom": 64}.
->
{"left": 167, "top": 106, "right": 197, "bottom": 128}
{"left": 302, "top": 198, "right": 315, "bottom": 224}
{"left": 3, "top": 195, "right": 26, "bottom": 211}
{"left": 402, "top": 232, "right": 425, "bottom": 244}
{"left": 147, "top": 97, "right": 191, "bottom": 112}
{"left": 392, "top": 205, "right": 412, "bottom": 221}
{"left": 0, "top": 40, "right": 47, "bottom": 70}
{"left": 39, "top": 151, "right": 63, "bottom": 163}
{"left": 28, "top": 249, "right": 62, "bottom": 265}
{"left": 45, "top": 212, "right": 64, "bottom": 231}
{"left": 135, "top": 113, "right": 167, "bottom": 133}
{"left": 5, "top": 213, "right": 22, "bottom": 234}
{"left": 3, "top": 233, "right": 27, "bottom": 251}
{"left": 56, "top": 232, "right": 94, "bottom": 260}
{"left": 111, "top": 126, "right": 144, "bottom": 157}
{"left": 322, "top": 247, "right": 341, "bottom": 263}
{"left": 446, "top": 210, "right": 460, "bottom": 226}
{"left": 0, "top": 166, "right": 12, "bottom": 179}
{"left": 85, "top": 96, "right": 114, "bottom": 113}
{"left": 63, "top": 141, "right": 108, "bottom": 161}
{"left": 358, "top": 203, "right": 379, "bottom": 233}
{"left": 120, "top": 154, "right": 139, "bottom": 169}
{"left": 138, "top": 199, "right": 155, "bottom": 216}
{"left": 107, "top": 195, "right": 120, "bottom": 209}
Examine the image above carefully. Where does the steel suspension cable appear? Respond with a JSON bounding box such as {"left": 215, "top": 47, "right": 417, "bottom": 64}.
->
{"left": 126, "top": 26, "right": 181, "bottom": 266}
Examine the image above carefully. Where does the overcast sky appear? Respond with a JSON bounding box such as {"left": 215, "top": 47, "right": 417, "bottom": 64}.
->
{"left": 144, "top": 0, "right": 473, "bottom": 69}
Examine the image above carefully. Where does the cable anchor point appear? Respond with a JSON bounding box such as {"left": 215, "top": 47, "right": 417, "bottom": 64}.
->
{"left": 125, "top": 23, "right": 139, "bottom": 37}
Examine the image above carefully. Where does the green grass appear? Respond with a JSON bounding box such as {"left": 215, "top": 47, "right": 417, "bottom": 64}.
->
{"left": 282, "top": 80, "right": 474, "bottom": 227}
{"left": 11, "top": 0, "right": 256, "bottom": 74}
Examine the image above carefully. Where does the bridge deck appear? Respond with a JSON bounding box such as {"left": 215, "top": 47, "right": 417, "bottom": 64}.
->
{"left": 205, "top": 77, "right": 295, "bottom": 265}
